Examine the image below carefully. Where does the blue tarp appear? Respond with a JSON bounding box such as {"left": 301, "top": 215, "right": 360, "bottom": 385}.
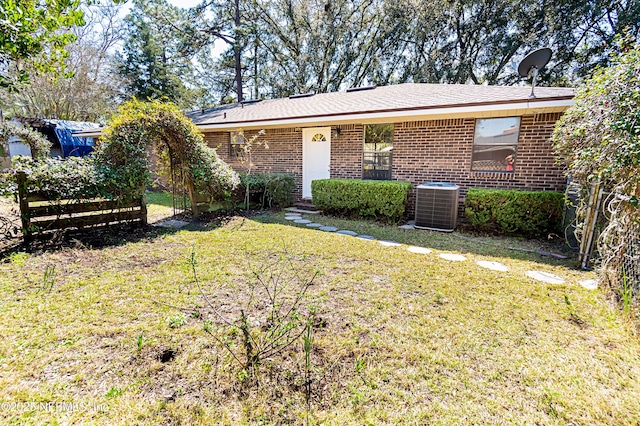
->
{"left": 47, "top": 119, "right": 98, "bottom": 157}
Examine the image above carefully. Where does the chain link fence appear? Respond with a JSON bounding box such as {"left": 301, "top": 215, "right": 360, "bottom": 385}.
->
{"left": 579, "top": 183, "right": 640, "bottom": 301}
{"left": 621, "top": 224, "right": 640, "bottom": 298}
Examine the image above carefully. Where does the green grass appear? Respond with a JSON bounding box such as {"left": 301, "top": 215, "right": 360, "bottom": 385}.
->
{"left": 0, "top": 209, "right": 639, "bottom": 424}
{"left": 145, "top": 191, "right": 181, "bottom": 223}
{"left": 145, "top": 191, "right": 175, "bottom": 208}
{"left": 145, "top": 191, "right": 226, "bottom": 223}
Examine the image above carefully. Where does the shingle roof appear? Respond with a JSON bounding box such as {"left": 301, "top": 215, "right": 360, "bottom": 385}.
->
{"left": 187, "top": 83, "right": 574, "bottom": 126}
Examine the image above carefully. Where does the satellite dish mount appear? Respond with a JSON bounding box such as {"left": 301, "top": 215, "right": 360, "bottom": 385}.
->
{"left": 517, "top": 48, "right": 552, "bottom": 98}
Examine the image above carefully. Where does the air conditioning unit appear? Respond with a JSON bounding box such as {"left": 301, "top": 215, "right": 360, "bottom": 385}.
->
{"left": 414, "top": 182, "right": 460, "bottom": 232}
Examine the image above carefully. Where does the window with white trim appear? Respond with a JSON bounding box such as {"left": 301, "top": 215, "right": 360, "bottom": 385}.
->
{"left": 471, "top": 117, "right": 520, "bottom": 172}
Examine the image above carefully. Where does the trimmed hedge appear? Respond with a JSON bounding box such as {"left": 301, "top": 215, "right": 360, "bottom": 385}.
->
{"left": 464, "top": 188, "right": 564, "bottom": 237}
{"left": 238, "top": 172, "right": 295, "bottom": 208}
{"left": 311, "top": 178, "right": 412, "bottom": 222}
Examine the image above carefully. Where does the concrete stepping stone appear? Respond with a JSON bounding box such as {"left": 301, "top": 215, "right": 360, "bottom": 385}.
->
{"left": 284, "top": 216, "right": 301, "bottom": 220}
{"left": 319, "top": 226, "right": 338, "bottom": 232}
{"left": 336, "top": 230, "right": 358, "bottom": 236}
{"left": 439, "top": 253, "right": 467, "bottom": 261}
{"left": 579, "top": 279, "right": 598, "bottom": 290}
{"left": 154, "top": 219, "right": 190, "bottom": 229}
{"left": 398, "top": 224, "right": 415, "bottom": 230}
{"left": 379, "top": 240, "right": 401, "bottom": 247}
{"left": 306, "top": 223, "right": 323, "bottom": 228}
{"left": 476, "top": 260, "right": 509, "bottom": 272}
{"left": 357, "top": 235, "right": 375, "bottom": 240}
{"left": 407, "top": 246, "right": 431, "bottom": 254}
{"left": 294, "top": 219, "right": 312, "bottom": 224}
{"left": 526, "top": 270, "right": 565, "bottom": 285}
{"left": 285, "top": 207, "right": 321, "bottom": 214}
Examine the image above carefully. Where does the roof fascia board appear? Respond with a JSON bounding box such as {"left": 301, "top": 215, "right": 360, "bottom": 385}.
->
{"left": 197, "top": 98, "right": 573, "bottom": 131}
{"left": 71, "top": 131, "right": 103, "bottom": 138}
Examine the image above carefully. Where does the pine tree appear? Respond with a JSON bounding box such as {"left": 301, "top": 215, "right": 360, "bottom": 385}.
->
{"left": 117, "top": 0, "right": 198, "bottom": 107}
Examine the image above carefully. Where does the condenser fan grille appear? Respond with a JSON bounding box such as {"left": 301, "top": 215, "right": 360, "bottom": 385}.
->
{"left": 415, "top": 182, "right": 459, "bottom": 232}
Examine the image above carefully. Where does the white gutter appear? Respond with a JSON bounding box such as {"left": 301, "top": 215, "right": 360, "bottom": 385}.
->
{"left": 196, "top": 99, "right": 574, "bottom": 131}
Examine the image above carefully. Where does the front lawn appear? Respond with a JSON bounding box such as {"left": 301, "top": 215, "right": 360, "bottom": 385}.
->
{"left": 0, "top": 210, "right": 638, "bottom": 424}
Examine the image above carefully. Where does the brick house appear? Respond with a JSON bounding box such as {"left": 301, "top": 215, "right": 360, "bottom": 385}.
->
{"left": 190, "top": 83, "right": 574, "bottom": 210}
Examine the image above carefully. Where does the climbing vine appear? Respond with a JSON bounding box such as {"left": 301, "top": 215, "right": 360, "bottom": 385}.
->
{"left": 553, "top": 39, "right": 640, "bottom": 307}
{"left": 0, "top": 121, "right": 52, "bottom": 160}
{"left": 0, "top": 121, "right": 54, "bottom": 195}
{"left": 95, "top": 99, "right": 239, "bottom": 201}
{"left": 2, "top": 100, "right": 238, "bottom": 210}
{"left": 11, "top": 156, "right": 102, "bottom": 200}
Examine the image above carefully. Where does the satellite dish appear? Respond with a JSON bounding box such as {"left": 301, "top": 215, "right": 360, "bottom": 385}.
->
{"left": 517, "top": 47, "right": 552, "bottom": 98}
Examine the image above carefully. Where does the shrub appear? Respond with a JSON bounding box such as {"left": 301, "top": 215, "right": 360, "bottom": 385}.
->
{"left": 464, "top": 188, "right": 564, "bottom": 237}
{"left": 12, "top": 156, "right": 104, "bottom": 200}
{"left": 189, "top": 249, "right": 319, "bottom": 382}
{"left": 238, "top": 172, "right": 295, "bottom": 208}
{"left": 0, "top": 169, "right": 14, "bottom": 196}
{"left": 311, "top": 179, "right": 412, "bottom": 223}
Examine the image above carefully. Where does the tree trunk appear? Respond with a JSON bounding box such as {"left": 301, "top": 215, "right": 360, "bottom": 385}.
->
{"left": 234, "top": 0, "right": 243, "bottom": 102}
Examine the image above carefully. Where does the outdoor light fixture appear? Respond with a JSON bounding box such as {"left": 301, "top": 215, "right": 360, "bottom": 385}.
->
{"left": 332, "top": 127, "right": 341, "bottom": 137}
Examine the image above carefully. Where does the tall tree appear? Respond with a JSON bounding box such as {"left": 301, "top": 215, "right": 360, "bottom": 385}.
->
{"left": 166, "top": 0, "right": 248, "bottom": 102}
{"left": 0, "top": 0, "right": 85, "bottom": 90}
{"left": 547, "top": 0, "right": 639, "bottom": 82}
{"left": 1, "top": 1, "right": 126, "bottom": 121}
{"left": 233, "top": 0, "right": 243, "bottom": 102}
{"left": 119, "top": 0, "right": 640, "bottom": 105}
{"left": 117, "top": 0, "right": 199, "bottom": 108}
{"left": 389, "top": 0, "right": 640, "bottom": 86}
{"left": 251, "top": 0, "right": 399, "bottom": 96}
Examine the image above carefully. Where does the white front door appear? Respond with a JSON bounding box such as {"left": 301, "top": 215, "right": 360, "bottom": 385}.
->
{"left": 302, "top": 127, "right": 331, "bottom": 199}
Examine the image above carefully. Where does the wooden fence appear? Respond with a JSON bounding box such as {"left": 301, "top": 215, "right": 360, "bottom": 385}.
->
{"left": 16, "top": 172, "right": 147, "bottom": 246}
{"left": 187, "top": 181, "right": 213, "bottom": 217}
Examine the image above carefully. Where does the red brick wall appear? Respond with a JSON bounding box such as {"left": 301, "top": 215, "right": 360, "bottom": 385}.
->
{"left": 392, "top": 113, "right": 566, "bottom": 211}
{"left": 204, "top": 128, "right": 304, "bottom": 197}
{"left": 330, "top": 124, "right": 364, "bottom": 179}
{"left": 203, "top": 112, "right": 566, "bottom": 211}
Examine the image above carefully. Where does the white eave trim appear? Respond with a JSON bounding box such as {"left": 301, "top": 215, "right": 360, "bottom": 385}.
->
{"left": 195, "top": 99, "right": 574, "bottom": 131}
{"left": 72, "top": 131, "right": 103, "bottom": 138}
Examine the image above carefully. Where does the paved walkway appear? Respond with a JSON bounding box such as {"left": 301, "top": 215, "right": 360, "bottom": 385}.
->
{"left": 283, "top": 212, "right": 597, "bottom": 290}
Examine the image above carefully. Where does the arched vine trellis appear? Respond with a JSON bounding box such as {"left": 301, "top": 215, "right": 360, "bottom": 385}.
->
{"left": 95, "top": 99, "right": 239, "bottom": 215}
